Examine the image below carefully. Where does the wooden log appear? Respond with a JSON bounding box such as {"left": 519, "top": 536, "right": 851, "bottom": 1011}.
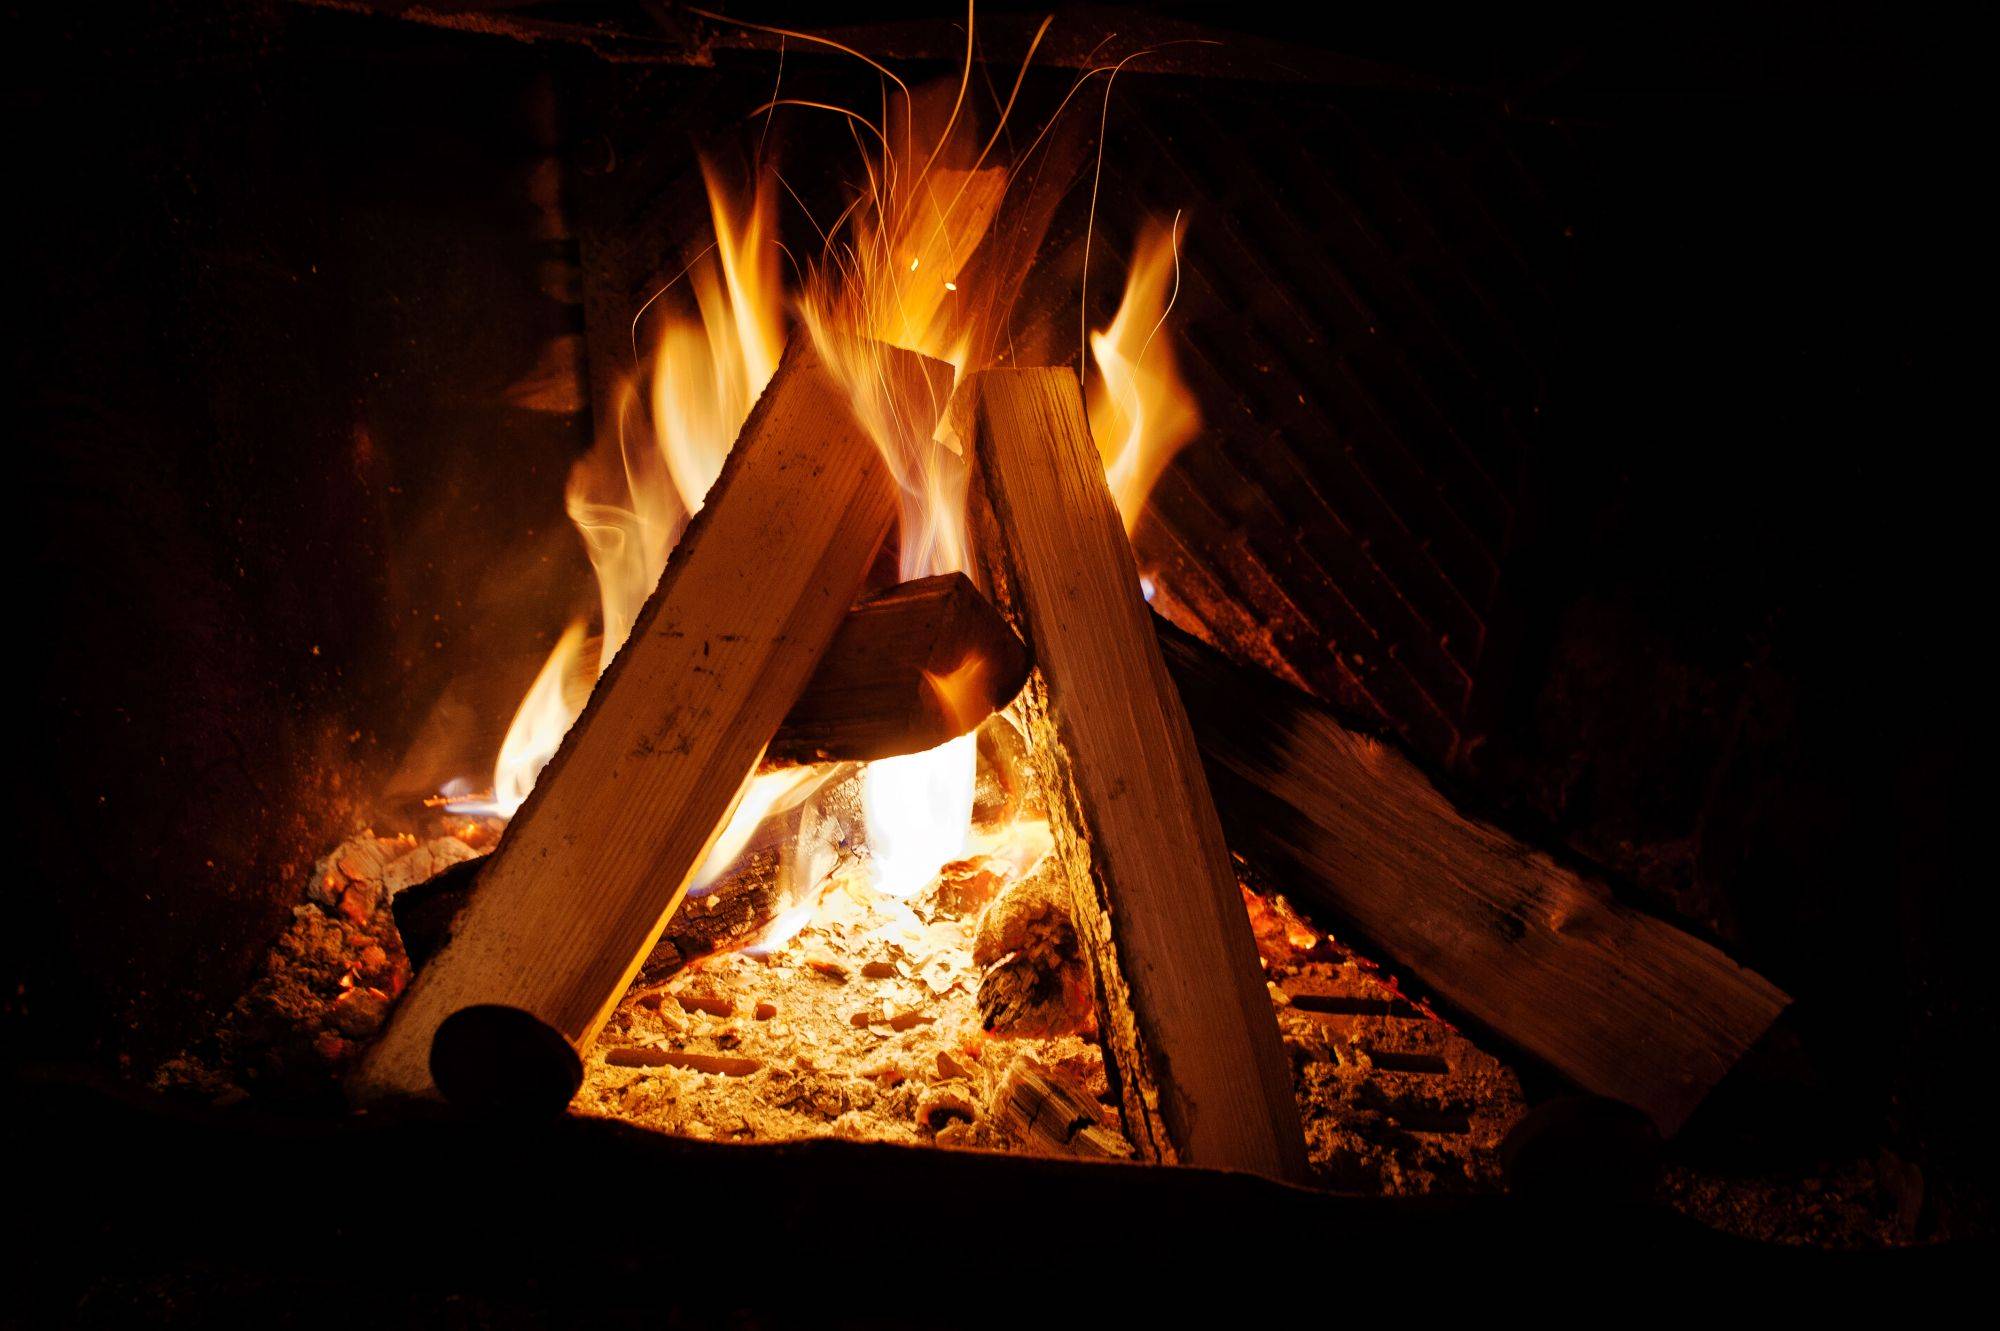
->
{"left": 990, "top": 1056, "right": 1134, "bottom": 1160}
{"left": 349, "top": 339, "right": 950, "bottom": 1113}
{"left": 766, "top": 572, "right": 1029, "bottom": 763}
{"left": 966, "top": 366, "right": 1311, "bottom": 1183}
{"left": 1156, "top": 619, "right": 1791, "bottom": 1136}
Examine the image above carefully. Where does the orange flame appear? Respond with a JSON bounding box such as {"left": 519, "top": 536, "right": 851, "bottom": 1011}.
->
{"left": 477, "top": 167, "right": 782, "bottom": 817}
{"left": 923, "top": 653, "right": 994, "bottom": 736}
{"left": 463, "top": 22, "right": 1205, "bottom": 908}
{"left": 1086, "top": 216, "right": 1201, "bottom": 534}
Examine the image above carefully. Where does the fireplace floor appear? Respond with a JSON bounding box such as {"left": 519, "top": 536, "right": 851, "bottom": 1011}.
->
{"left": 143, "top": 812, "right": 1931, "bottom": 1244}
{"left": 156, "top": 811, "right": 1529, "bottom": 1196}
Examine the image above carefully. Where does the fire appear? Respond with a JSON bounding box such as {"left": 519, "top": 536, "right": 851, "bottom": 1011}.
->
{"left": 1087, "top": 216, "right": 1201, "bottom": 533}
{"left": 863, "top": 731, "right": 980, "bottom": 898}
{"left": 487, "top": 622, "right": 588, "bottom": 817}
{"left": 457, "top": 16, "right": 1204, "bottom": 914}
{"left": 924, "top": 653, "right": 996, "bottom": 735}
{"left": 465, "top": 167, "right": 783, "bottom": 822}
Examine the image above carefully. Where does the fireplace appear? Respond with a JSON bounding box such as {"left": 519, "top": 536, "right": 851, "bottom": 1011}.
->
{"left": 12, "top": 0, "right": 1979, "bottom": 1315}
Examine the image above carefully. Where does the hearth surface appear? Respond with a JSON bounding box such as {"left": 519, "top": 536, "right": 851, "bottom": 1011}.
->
{"left": 147, "top": 808, "right": 1922, "bottom": 1247}
{"left": 154, "top": 800, "right": 1529, "bottom": 1195}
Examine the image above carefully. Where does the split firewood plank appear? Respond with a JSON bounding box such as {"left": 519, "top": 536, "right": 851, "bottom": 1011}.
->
{"left": 767, "top": 571, "right": 1030, "bottom": 763}
{"left": 350, "top": 339, "right": 951, "bottom": 1112}
{"left": 967, "top": 367, "right": 1310, "bottom": 1183}
{"left": 1156, "top": 619, "right": 1791, "bottom": 1136}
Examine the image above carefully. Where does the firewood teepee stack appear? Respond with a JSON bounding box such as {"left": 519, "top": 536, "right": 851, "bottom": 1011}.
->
{"left": 353, "top": 335, "right": 1786, "bottom": 1179}
{"left": 352, "top": 338, "right": 1311, "bottom": 1181}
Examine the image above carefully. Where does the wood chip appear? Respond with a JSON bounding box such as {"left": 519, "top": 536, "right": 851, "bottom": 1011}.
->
{"left": 990, "top": 1055, "right": 1132, "bottom": 1158}
{"left": 676, "top": 993, "right": 735, "bottom": 1018}
{"left": 603, "top": 1048, "right": 761, "bottom": 1076}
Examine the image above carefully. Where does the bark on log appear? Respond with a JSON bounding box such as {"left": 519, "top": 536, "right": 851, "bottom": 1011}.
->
{"left": 966, "top": 366, "right": 1311, "bottom": 1183}
{"left": 1157, "top": 618, "right": 1791, "bottom": 1136}
{"left": 349, "top": 339, "right": 949, "bottom": 1113}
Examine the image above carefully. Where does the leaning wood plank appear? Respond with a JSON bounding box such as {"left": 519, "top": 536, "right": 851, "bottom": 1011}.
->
{"left": 968, "top": 367, "right": 1310, "bottom": 1183}
{"left": 1157, "top": 620, "right": 1791, "bottom": 1136}
{"left": 768, "top": 572, "right": 1030, "bottom": 763}
{"left": 350, "top": 340, "right": 948, "bottom": 1111}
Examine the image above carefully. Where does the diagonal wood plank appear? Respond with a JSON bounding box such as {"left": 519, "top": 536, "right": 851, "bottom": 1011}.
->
{"left": 969, "top": 367, "right": 1310, "bottom": 1182}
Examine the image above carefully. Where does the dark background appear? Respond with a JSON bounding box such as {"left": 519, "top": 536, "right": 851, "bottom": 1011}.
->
{"left": 9, "top": 1, "right": 1982, "bottom": 1236}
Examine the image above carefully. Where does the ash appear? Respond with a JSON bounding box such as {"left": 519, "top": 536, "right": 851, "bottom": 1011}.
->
{"left": 156, "top": 799, "right": 1529, "bottom": 1191}
{"left": 581, "top": 837, "right": 1129, "bottom": 1159}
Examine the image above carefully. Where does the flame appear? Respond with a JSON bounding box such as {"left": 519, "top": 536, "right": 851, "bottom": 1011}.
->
{"left": 1086, "top": 217, "right": 1202, "bottom": 533}
{"left": 455, "top": 18, "right": 1204, "bottom": 911}
{"left": 862, "top": 731, "right": 978, "bottom": 897}
{"left": 791, "top": 85, "right": 1017, "bottom": 897}
{"left": 924, "top": 653, "right": 994, "bottom": 735}
{"left": 690, "top": 764, "right": 829, "bottom": 898}
{"left": 470, "top": 167, "right": 782, "bottom": 830}
{"left": 483, "top": 622, "right": 588, "bottom": 818}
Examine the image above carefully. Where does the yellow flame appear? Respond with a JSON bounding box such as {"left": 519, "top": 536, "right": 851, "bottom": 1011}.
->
{"left": 862, "top": 731, "right": 977, "bottom": 897}
{"left": 923, "top": 653, "right": 994, "bottom": 736}
{"left": 1087, "top": 218, "right": 1201, "bottom": 533}
{"left": 489, "top": 621, "right": 590, "bottom": 817}
{"left": 466, "top": 33, "right": 1203, "bottom": 909}
{"left": 789, "top": 88, "right": 1018, "bottom": 898}
{"left": 483, "top": 167, "right": 782, "bottom": 820}
{"left": 691, "top": 765, "right": 829, "bottom": 897}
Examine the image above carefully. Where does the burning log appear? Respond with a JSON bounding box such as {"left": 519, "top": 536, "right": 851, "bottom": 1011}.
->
{"left": 350, "top": 339, "right": 950, "bottom": 1113}
{"left": 388, "top": 855, "right": 483, "bottom": 971}
{"left": 1156, "top": 620, "right": 1791, "bottom": 1136}
{"left": 768, "top": 572, "right": 1029, "bottom": 764}
{"left": 637, "top": 764, "right": 859, "bottom": 977}
{"left": 392, "top": 583, "right": 1030, "bottom": 970}
{"left": 395, "top": 572, "right": 1024, "bottom": 968}
{"left": 966, "top": 367, "right": 1311, "bottom": 1183}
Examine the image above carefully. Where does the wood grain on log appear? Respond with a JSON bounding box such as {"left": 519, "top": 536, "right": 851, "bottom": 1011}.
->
{"left": 1158, "top": 620, "right": 1790, "bottom": 1136}
{"left": 966, "top": 366, "right": 1311, "bottom": 1183}
{"left": 768, "top": 572, "right": 1029, "bottom": 763}
{"left": 991, "top": 1056, "right": 1133, "bottom": 1160}
{"left": 350, "top": 340, "right": 950, "bottom": 1113}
